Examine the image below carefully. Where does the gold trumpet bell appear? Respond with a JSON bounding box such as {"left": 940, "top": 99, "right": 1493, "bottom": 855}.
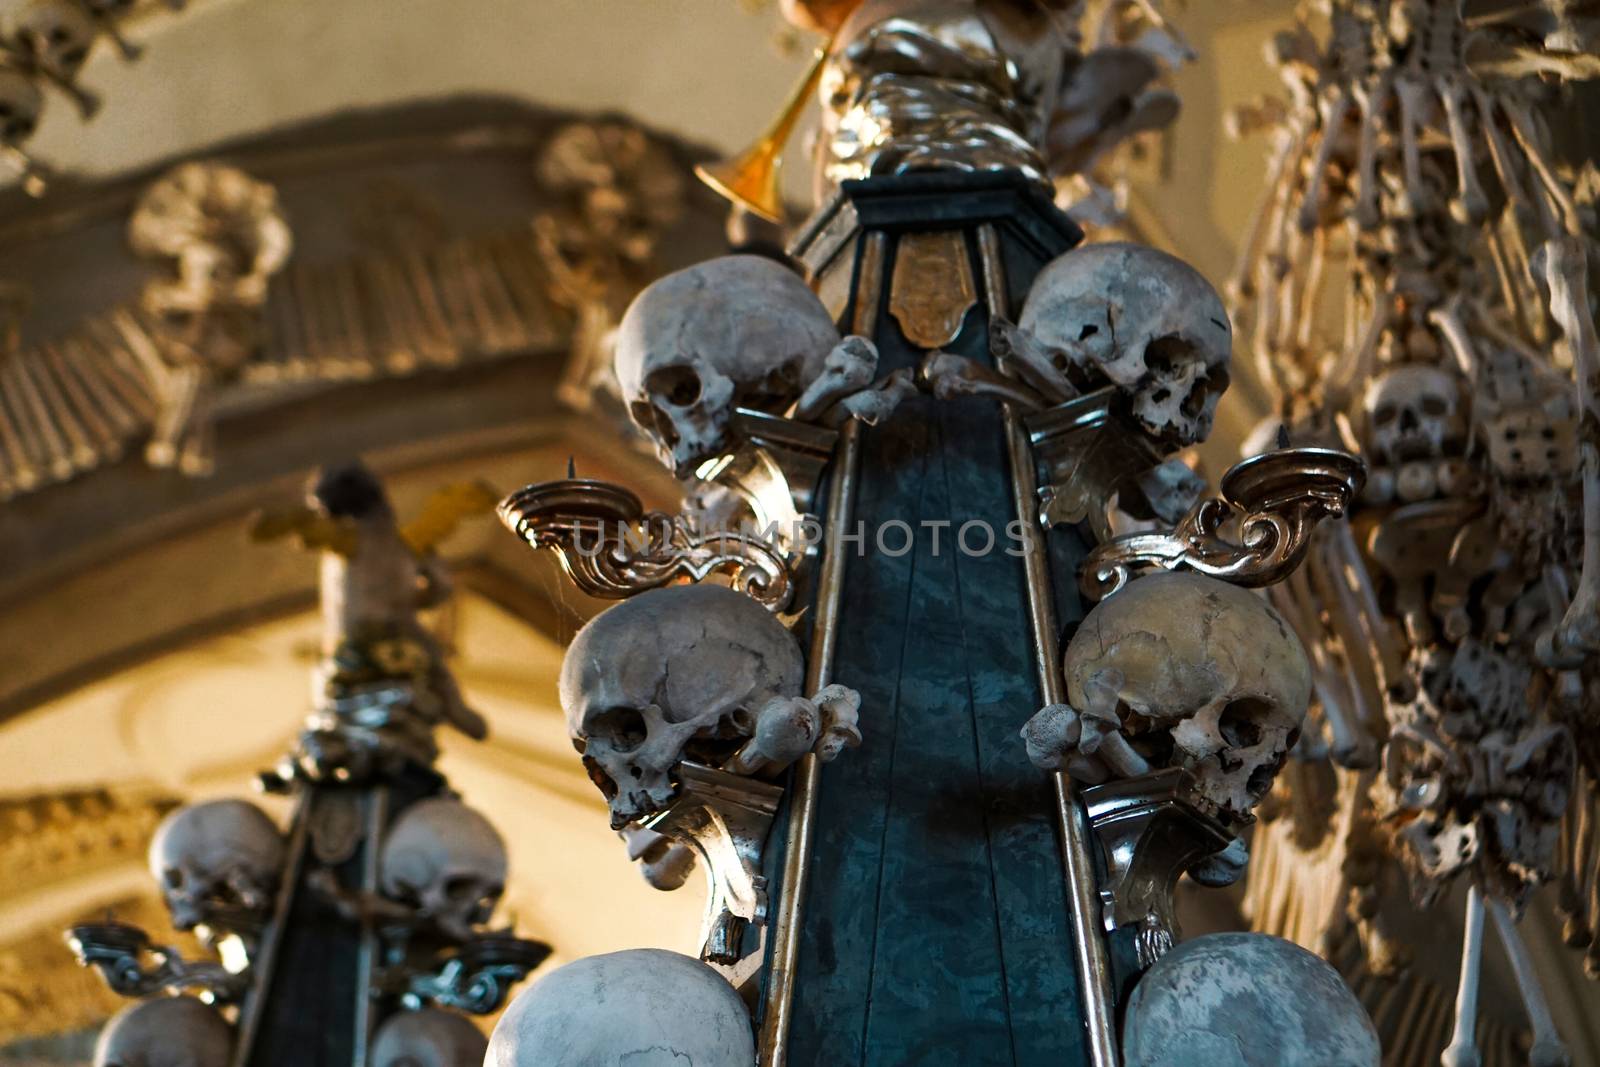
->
{"left": 694, "top": 38, "right": 831, "bottom": 225}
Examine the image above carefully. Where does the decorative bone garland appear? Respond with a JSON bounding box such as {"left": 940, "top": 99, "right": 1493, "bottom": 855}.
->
{"left": 1229, "top": 0, "right": 1600, "bottom": 1060}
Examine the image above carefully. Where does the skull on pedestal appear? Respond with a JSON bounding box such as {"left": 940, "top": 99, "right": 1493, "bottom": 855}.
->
{"left": 94, "top": 996, "right": 232, "bottom": 1067}
{"left": 560, "top": 583, "right": 808, "bottom": 828}
{"left": 1025, "top": 571, "right": 1311, "bottom": 821}
{"left": 379, "top": 797, "right": 507, "bottom": 940}
{"left": 1000, "top": 242, "right": 1232, "bottom": 445}
{"left": 148, "top": 799, "right": 285, "bottom": 931}
{"left": 371, "top": 1007, "right": 488, "bottom": 1067}
{"left": 615, "top": 255, "right": 875, "bottom": 477}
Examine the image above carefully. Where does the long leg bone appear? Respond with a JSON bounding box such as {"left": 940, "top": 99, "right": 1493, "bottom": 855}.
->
{"left": 1539, "top": 236, "right": 1600, "bottom": 665}
{"left": 1440, "top": 886, "right": 1485, "bottom": 1067}
{"left": 1437, "top": 76, "right": 1488, "bottom": 226}
{"left": 1352, "top": 73, "right": 1392, "bottom": 230}
{"left": 920, "top": 350, "right": 1047, "bottom": 411}
{"left": 1501, "top": 98, "right": 1583, "bottom": 236}
{"left": 794, "top": 336, "right": 878, "bottom": 422}
{"left": 1394, "top": 75, "right": 1435, "bottom": 218}
{"left": 831, "top": 368, "right": 917, "bottom": 427}
{"left": 990, "top": 318, "right": 1076, "bottom": 403}
{"left": 1298, "top": 91, "right": 1353, "bottom": 233}
{"left": 1489, "top": 899, "right": 1572, "bottom": 1067}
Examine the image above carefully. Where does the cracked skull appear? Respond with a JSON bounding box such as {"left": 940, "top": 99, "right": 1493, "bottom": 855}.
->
{"left": 371, "top": 1008, "right": 488, "bottom": 1067}
{"left": 560, "top": 583, "right": 805, "bottom": 828}
{"left": 1016, "top": 242, "right": 1232, "bottom": 445}
{"left": 380, "top": 797, "right": 507, "bottom": 938}
{"left": 95, "top": 996, "right": 232, "bottom": 1067}
{"left": 615, "top": 255, "right": 847, "bottom": 477}
{"left": 148, "top": 799, "right": 285, "bottom": 931}
{"left": 1361, "top": 362, "right": 1463, "bottom": 465}
{"left": 1064, "top": 571, "right": 1311, "bottom": 820}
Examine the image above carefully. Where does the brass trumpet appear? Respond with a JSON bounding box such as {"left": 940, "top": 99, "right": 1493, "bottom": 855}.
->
{"left": 694, "top": 36, "right": 833, "bottom": 224}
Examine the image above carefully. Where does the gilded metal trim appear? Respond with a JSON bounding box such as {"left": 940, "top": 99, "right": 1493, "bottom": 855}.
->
{"left": 497, "top": 478, "right": 795, "bottom": 611}
{"left": 889, "top": 229, "right": 977, "bottom": 349}
{"left": 982, "top": 223, "right": 1121, "bottom": 1067}
{"left": 1081, "top": 446, "right": 1367, "bottom": 601}
{"left": 757, "top": 229, "right": 883, "bottom": 1067}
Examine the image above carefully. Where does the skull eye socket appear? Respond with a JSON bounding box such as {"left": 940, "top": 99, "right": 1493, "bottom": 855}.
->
{"left": 644, "top": 364, "right": 702, "bottom": 407}
{"left": 163, "top": 867, "right": 185, "bottom": 889}
{"left": 588, "top": 706, "right": 650, "bottom": 752}
{"left": 1142, "top": 336, "right": 1195, "bottom": 379}
{"left": 1419, "top": 395, "right": 1450, "bottom": 417}
{"left": 1372, "top": 404, "right": 1399, "bottom": 427}
{"left": 1218, "top": 699, "right": 1272, "bottom": 750}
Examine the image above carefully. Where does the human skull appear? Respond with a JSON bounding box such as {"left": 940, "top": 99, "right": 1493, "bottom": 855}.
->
{"left": 1122, "top": 933, "right": 1380, "bottom": 1067}
{"left": 1064, "top": 572, "right": 1311, "bottom": 820}
{"left": 615, "top": 255, "right": 846, "bottom": 477}
{"left": 95, "top": 996, "right": 232, "bottom": 1067}
{"left": 1361, "top": 363, "right": 1462, "bottom": 465}
{"left": 560, "top": 583, "right": 804, "bottom": 828}
{"left": 486, "top": 949, "right": 755, "bottom": 1067}
{"left": 0, "top": 69, "right": 43, "bottom": 145}
{"left": 148, "top": 799, "right": 285, "bottom": 931}
{"left": 1016, "top": 242, "right": 1232, "bottom": 445}
{"left": 380, "top": 797, "right": 508, "bottom": 938}
{"left": 17, "top": 1, "right": 98, "bottom": 78}
{"left": 371, "top": 1008, "right": 488, "bottom": 1067}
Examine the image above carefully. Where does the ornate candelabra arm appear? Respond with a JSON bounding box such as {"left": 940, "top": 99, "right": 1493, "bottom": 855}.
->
{"left": 374, "top": 933, "right": 553, "bottom": 1015}
{"left": 497, "top": 478, "right": 796, "bottom": 611}
{"left": 1081, "top": 447, "right": 1366, "bottom": 600}
{"left": 66, "top": 921, "right": 251, "bottom": 1002}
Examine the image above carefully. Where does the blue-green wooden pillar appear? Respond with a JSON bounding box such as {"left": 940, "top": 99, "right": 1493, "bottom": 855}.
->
{"left": 768, "top": 172, "right": 1098, "bottom": 1067}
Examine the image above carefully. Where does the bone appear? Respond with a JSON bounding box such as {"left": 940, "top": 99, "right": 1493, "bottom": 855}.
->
{"left": 990, "top": 317, "right": 1075, "bottom": 404}
{"left": 1436, "top": 77, "right": 1488, "bottom": 226}
{"left": 794, "top": 335, "right": 878, "bottom": 422}
{"left": 1489, "top": 898, "right": 1572, "bottom": 1066}
{"left": 26, "top": 348, "right": 95, "bottom": 471}
{"left": 0, "top": 368, "right": 39, "bottom": 492}
{"left": 618, "top": 826, "right": 697, "bottom": 892}
{"left": 920, "top": 350, "right": 1047, "bottom": 411}
{"left": 1440, "top": 886, "right": 1486, "bottom": 1067}
{"left": 6, "top": 350, "right": 71, "bottom": 481}
{"left": 1352, "top": 75, "right": 1391, "bottom": 230}
{"left": 1228, "top": 122, "right": 1305, "bottom": 303}
{"left": 810, "top": 683, "right": 862, "bottom": 762}
{"left": 1298, "top": 91, "right": 1353, "bottom": 233}
{"left": 1558, "top": 787, "right": 1593, "bottom": 947}
{"left": 1021, "top": 703, "right": 1083, "bottom": 772}
{"left": 726, "top": 696, "right": 820, "bottom": 775}
{"left": 1501, "top": 97, "right": 1584, "bottom": 236}
{"left": 833, "top": 368, "right": 918, "bottom": 427}
{"left": 59, "top": 337, "right": 139, "bottom": 439}
{"left": 1429, "top": 297, "right": 1481, "bottom": 379}
{"left": 1394, "top": 76, "right": 1435, "bottom": 218}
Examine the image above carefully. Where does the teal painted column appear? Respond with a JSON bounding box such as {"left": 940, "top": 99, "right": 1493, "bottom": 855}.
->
{"left": 771, "top": 172, "right": 1099, "bottom": 1067}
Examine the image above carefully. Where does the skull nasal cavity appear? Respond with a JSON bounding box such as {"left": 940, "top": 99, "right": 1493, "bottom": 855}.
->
{"left": 592, "top": 706, "right": 650, "bottom": 751}
{"left": 646, "top": 365, "right": 703, "bottom": 407}
{"left": 1219, "top": 699, "right": 1270, "bottom": 749}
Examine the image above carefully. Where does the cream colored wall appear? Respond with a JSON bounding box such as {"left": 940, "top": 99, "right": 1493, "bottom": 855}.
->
{"left": 0, "top": 592, "right": 705, "bottom": 968}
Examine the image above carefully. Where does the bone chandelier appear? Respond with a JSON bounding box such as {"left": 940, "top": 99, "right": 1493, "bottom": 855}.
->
{"left": 1225, "top": 0, "right": 1600, "bottom": 1063}
{"left": 488, "top": 1, "right": 1384, "bottom": 1064}
{"left": 66, "top": 464, "right": 552, "bottom": 1066}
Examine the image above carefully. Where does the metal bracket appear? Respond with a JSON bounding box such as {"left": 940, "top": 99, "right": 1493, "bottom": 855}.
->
{"left": 374, "top": 933, "right": 553, "bottom": 1015}
{"left": 1026, "top": 388, "right": 1166, "bottom": 543}
{"left": 705, "top": 408, "right": 839, "bottom": 556}
{"left": 644, "top": 761, "right": 784, "bottom": 966}
{"left": 1080, "top": 770, "right": 1237, "bottom": 970}
{"left": 67, "top": 921, "right": 251, "bottom": 1002}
